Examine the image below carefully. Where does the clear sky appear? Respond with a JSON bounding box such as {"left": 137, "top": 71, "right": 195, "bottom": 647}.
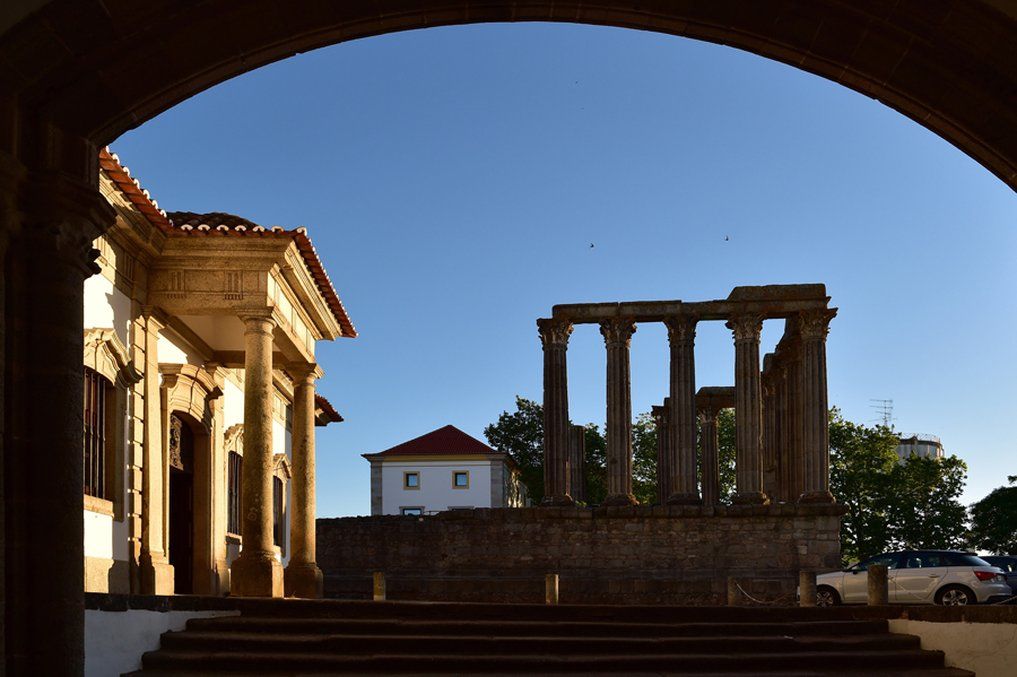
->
{"left": 112, "top": 23, "right": 1017, "bottom": 517}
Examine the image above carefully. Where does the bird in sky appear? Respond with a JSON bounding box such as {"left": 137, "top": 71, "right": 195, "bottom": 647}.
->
{"left": 589, "top": 243, "right": 595, "bottom": 249}
{"left": 724, "top": 235, "right": 730, "bottom": 241}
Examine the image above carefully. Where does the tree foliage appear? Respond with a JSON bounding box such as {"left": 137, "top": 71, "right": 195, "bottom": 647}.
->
{"left": 969, "top": 476, "right": 1017, "bottom": 555}
{"left": 483, "top": 396, "right": 544, "bottom": 502}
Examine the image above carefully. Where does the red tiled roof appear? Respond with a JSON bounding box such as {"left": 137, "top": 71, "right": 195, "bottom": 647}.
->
{"left": 314, "top": 394, "right": 343, "bottom": 425}
{"left": 98, "top": 148, "right": 356, "bottom": 338}
{"left": 369, "top": 425, "right": 499, "bottom": 457}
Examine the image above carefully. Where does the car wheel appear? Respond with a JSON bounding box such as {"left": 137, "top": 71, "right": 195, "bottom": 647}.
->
{"left": 935, "top": 585, "right": 975, "bottom": 606}
{"left": 816, "top": 586, "right": 840, "bottom": 607}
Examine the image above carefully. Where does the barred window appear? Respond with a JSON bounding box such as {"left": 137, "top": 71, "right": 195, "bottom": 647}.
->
{"left": 227, "top": 451, "right": 243, "bottom": 535}
{"left": 273, "top": 476, "right": 284, "bottom": 547}
{"left": 83, "top": 367, "right": 112, "bottom": 498}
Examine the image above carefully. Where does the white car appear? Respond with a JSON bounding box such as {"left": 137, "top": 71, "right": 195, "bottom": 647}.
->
{"left": 816, "top": 550, "right": 1012, "bottom": 606}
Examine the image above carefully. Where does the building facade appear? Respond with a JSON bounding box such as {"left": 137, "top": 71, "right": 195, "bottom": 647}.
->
{"left": 363, "top": 425, "right": 528, "bottom": 515}
{"left": 896, "top": 434, "right": 945, "bottom": 462}
{"left": 82, "top": 149, "right": 353, "bottom": 598}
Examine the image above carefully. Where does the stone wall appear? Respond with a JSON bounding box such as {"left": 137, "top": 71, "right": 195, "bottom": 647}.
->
{"left": 317, "top": 504, "right": 844, "bottom": 605}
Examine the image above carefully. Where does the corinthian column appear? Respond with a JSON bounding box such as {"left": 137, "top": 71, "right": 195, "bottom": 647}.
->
{"left": 665, "top": 316, "right": 700, "bottom": 504}
{"left": 651, "top": 402, "right": 671, "bottom": 504}
{"left": 601, "top": 318, "right": 638, "bottom": 506}
{"left": 231, "top": 313, "right": 284, "bottom": 597}
{"left": 726, "top": 314, "right": 768, "bottom": 505}
{"left": 699, "top": 407, "right": 721, "bottom": 507}
{"left": 569, "top": 424, "right": 586, "bottom": 503}
{"left": 538, "top": 318, "right": 574, "bottom": 506}
{"left": 285, "top": 364, "right": 324, "bottom": 597}
{"left": 797, "top": 308, "right": 837, "bottom": 504}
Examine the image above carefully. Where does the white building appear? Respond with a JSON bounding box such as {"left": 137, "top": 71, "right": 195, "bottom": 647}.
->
{"left": 363, "top": 425, "right": 528, "bottom": 515}
{"left": 897, "top": 433, "right": 945, "bottom": 462}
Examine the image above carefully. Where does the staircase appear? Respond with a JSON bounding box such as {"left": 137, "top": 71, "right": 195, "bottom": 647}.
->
{"left": 128, "top": 600, "right": 973, "bottom": 676}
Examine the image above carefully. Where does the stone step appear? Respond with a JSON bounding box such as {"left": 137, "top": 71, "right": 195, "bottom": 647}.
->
{"left": 159, "top": 630, "right": 920, "bottom": 655}
{"left": 127, "top": 671, "right": 974, "bottom": 677}
{"left": 141, "top": 648, "right": 948, "bottom": 673}
{"left": 185, "top": 615, "right": 891, "bottom": 638}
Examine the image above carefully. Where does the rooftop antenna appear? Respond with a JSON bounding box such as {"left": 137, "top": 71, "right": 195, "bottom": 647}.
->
{"left": 870, "top": 399, "right": 894, "bottom": 428}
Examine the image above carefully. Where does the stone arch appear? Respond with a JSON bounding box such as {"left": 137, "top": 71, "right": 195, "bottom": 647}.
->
{"left": 2, "top": 2, "right": 1015, "bottom": 188}
{"left": 160, "top": 364, "right": 223, "bottom": 433}
{"left": 83, "top": 328, "right": 142, "bottom": 388}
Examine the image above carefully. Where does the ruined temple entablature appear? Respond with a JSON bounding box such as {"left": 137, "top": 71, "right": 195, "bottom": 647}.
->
{"left": 537, "top": 284, "right": 837, "bottom": 510}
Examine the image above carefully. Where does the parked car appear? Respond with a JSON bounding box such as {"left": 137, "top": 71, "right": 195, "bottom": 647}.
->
{"left": 816, "top": 550, "right": 1012, "bottom": 607}
{"left": 981, "top": 555, "right": 1017, "bottom": 599}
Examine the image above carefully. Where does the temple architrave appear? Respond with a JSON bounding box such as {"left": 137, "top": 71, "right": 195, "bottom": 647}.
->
{"left": 82, "top": 149, "right": 354, "bottom": 599}
{"left": 537, "top": 284, "right": 837, "bottom": 508}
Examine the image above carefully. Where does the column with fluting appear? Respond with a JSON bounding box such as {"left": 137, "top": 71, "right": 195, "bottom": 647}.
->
{"left": 726, "top": 314, "right": 768, "bottom": 505}
{"left": 568, "top": 424, "right": 586, "bottom": 503}
{"left": 538, "top": 318, "right": 574, "bottom": 505}
{"left": 651, "top": 402, "right": 671, "bottom": 504}
{"left": 285, "top": 364, "right": 324, "bottom": 598}
{"left": 665, "top": 316, "right": 701, "bottom": 504}
{"left": 797, "top": 308, "right": 837, "bottom": 503}
{"left": 699, "top": 407, "right": 721, "bottom": 507}
{"left": 600, "top": 318, "right": 638, "bottom": 506}
{"left": 231, "top": 313, "right": 284, "bottom": 597}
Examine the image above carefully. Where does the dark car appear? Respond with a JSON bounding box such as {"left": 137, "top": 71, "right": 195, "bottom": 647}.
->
{"left": 981, "top": 555, "right": 1017, "bottom": 599}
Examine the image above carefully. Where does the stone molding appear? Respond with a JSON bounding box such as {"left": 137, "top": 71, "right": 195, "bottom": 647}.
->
{"left": 160, "top": 364, "right": 224, "bottom": 432}
{"left": 83, "top": 328, "right": 143, "bottom": 387}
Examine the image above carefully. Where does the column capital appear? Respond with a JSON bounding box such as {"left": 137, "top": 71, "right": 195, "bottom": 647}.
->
{"left": 651, "top": 404, "right": 669, "bottom": 425}
{"left": 537, "top": 318, "right": 572, "bottom": 348}
{"left": 726, "top": 314, "right": 763, "bottom": 343}
{"left": 287, "top": 362, "right": 320, "bottom": 383}
{"left": 240, "top": 312, "right": 277, "bottom": 333}
{"left": 664, "top": 315, "right": 697, "bottom": 345}
{"left": 697, "top": 408, "right": 719, "bottom": 425}
{"left": 796, "top": 308, "right": 838, "bottom": 341}
{"left": 599, "top": 317, "right": 637, "bottom": 347}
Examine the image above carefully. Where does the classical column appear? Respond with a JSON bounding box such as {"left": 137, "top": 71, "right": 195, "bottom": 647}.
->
{"left": 3, "top": 158, "right": 114, "bottom": 675}
{"left": 568, "top": 424, "right": 586, "bottom": 504}
{"left": 651, "top": 402, "right": 670, "bottom": 504}
{"left": 776, "top": 361, "right": 792, "bottom": 502}
{"left": 797, "top": 309, "right": 837, "bottom": 504}
{"left": 761, "top": 356, "right": 778, "bottom": 500}
{"left": 699, "top": 407, "right": 721, "bottom": 507}
{"left": 726, "top": 314, "right": 768, "bottom": 505}
{"left": 231, "top": 313, "right": 284, "bottom": 597}
{"left": 285, "top": 364, "right": 324, "bottom": 597}
{"left": 601, "top": 318, "right": 638, "bottom": 506}
{"left": 665, "top": 316, "right": 700, "bottom": 504}
{"left": 538, "top": 318, "right": 574, "bottom": 506}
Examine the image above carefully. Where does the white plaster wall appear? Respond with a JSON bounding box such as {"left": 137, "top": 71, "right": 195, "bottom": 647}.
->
{"left": 83, "top": 510, "right": 114, "bottom": 560}
{"left": 888, "top": 619, "right": 1017, "bottom": 677}
{"left": 83, "top": 274, "right": 131, "bottom": 347}
{"left": 272, "top": 419, "right": 286, "bottom": 456}
{"left": 381, "top": 460, "right": 492, "bottom": 514}
{"left": 85, "top": 609, "right": 238, "bottom": 677}
{"left": 156, "top": 330, "right": 202, "bottom": 365}
{"left": 223, "top": 378, "right": 244, "bottom": 429}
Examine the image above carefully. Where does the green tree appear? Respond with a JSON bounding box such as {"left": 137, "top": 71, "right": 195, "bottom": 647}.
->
{"left": 715, "top": 409, "right": 737, "bottom": 502}
{"left": 829, "top": 409, "right": 899, "bottom": 563}
{"left": 969, "top": 475, "right": 1017, "bottom": 554}
{"left": 631, "top": 412, "right": 658, "bottom": 504}
{"left": 886, "top": 454, "right": 969, "bottom": 551}
{"left": 483, "top": 396, "right": 544, "bottom": 502}
{"left": 581, "top": 423, "right": 607, "bottom": 505}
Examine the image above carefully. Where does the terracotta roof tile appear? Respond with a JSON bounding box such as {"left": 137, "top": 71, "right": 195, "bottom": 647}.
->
{"left": 99, "top": 148, "right": 356, "bottom": 338}
{"left": 314, "top": 394, "right": 343, "bottom": 425}
{"left": 369, "top": 425, "right": 499, "bottom": 457}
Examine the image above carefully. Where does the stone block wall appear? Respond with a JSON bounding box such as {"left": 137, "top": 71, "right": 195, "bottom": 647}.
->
{"left": 317, "top": 504, "right": 844, "bottom": 605}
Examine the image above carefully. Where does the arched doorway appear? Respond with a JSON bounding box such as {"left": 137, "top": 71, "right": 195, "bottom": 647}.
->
{"left": 167, "top": 414, "right": 197, "bottom": 594}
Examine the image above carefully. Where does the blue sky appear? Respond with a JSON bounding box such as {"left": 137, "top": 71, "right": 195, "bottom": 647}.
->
{"left": 112, "top": 23, "right": 1017, "bottom": 516}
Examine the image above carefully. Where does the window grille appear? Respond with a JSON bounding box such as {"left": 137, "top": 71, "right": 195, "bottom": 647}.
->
{"left": 228, "top": 451, "right": 243, "bottom": 534}
{"left": 83, "top": 367, "right": 109, "bottom": 498}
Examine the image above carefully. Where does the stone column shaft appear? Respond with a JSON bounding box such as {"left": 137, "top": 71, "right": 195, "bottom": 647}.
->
{"left": 798, "top": 309, "right": 837, "bottom": 503}
{"left": 601, "top": 318, "right": 637, "bottom": 506}
{"left": 699, "top": 409, "right": 721, "bottom": 507}
{"left": 727, "top": 315, "right": 768, "bottom": 504}
{"left": 538, "top": 319, "right": 573, "bottom": 506}
{"left": 285, "top": 366, "right": 324, "bottom": 597}
{"left": 651, "top": 403, "right": 670, "bottom": 504}
{"left": 665, "top": 317, "right": 700, "bottom": 504}
{"left": 231, "top": 314, "right": 283, "bottom": 597}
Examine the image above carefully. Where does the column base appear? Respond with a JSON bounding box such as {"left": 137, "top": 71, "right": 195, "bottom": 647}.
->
{"left": 139, "top": 552, "right": 175, "bottom": 595}
{"left": 731, "top": 491, "right": 770, "bottom": 506}
{"left": 541, "top": 494, "right": 575, "bottom": 507}
{"left": 798, "top": 490, "right": 835, "bottom": 504}
{"left": 284, "top": 561, "right": 324, "bottom": 599}
{"left": 666, "top": 493, "right": 703, "bottom": 506}
{"left": 231, "top": 551, "right": 284, "bottom": 598}
{"left": 602, "top": 493, "right": 639, "bottom": 507}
